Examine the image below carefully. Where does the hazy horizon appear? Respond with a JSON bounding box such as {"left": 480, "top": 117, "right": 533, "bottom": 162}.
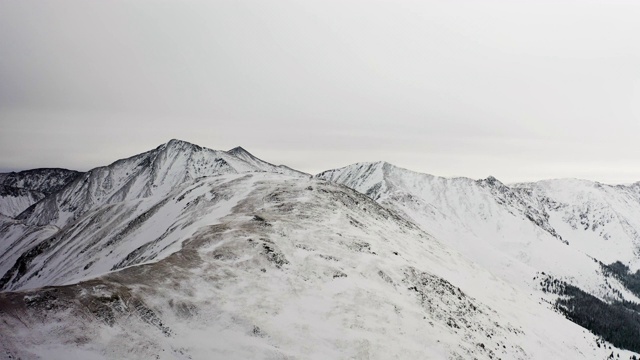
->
{"left": 2, "top": 1, "right": 639, "bottom": 184}
{"left": 0, "top": 138, "right": 637, "bottom": 185}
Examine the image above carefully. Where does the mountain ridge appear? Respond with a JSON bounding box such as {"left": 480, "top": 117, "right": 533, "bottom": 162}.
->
{"left": 15, "top": 139, "right": 307, "bottom": 228}
{"left": 0, "top": 171, "right": 627, "bottom": 359}
{"left": 2, "top": 142, "right": 640, "bottom": 358}
{"left": 0, "top": 168, "right": 82, "bottom": 217}
{"left": 0, "top": 140, "right": 310, "bottom": 292}
{"left": 315, "top": 161, "right": 640, "bottom": 295}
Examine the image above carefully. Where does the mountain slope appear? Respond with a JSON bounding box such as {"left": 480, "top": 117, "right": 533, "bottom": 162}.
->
{"left": 2, "top": 143, "right": 639, "bottom": 359}
{"left": 0, "top": 185, "right": 44, "bottom": 217}
{"left": 17, "top": 139, "right": 306, "bottom": 228}
{"left": 316, "top": 162, "right": 640, "bottom": 303}
{"left": 1, "top": 140, "right": 309, "bottom": 291}
{"left": 0, "top": 168, "right": 81, "bottom": 217}
{"left": 0, "top": 173, "right": 267, "bottom": 291}
{"left": 0, "top": 173, "right": 624, "bottom": 359}
{"left": 512, "top": 179, "right": 640, "bottom": 268}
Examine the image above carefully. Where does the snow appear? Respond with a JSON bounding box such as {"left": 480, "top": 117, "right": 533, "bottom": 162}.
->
{"left": 2, "top": 141, "right": 640, "bottom": 359}
{"left": 513, "top": 179, "right": 640, "bottom": 270}
{"left": 226, "top": 146, "right": 309, "bottom": 177}
{"left": 1, "top": 174, "right": 628, "bottom": 359}
{"left": 19, "top": 140, "right": 307, "bottom": 229}
{"left": 0, "top": 169, "right": 81, "bottom": 217}
{"left": 0, "top": 185, "right": 44, "bottom": 217}
{"left": 316, "top": 162, "right": 640, "bottom": 303}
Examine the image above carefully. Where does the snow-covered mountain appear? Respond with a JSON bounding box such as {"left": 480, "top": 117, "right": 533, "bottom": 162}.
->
{"left": 0, "top": 168, "right": 81, "bottom": 217}
{"left": 17, "top": 139, "right": 308, "bottom": 229}
{"left": 512, "top": 179, "right": 640, "bottom": 268}
{"left": 0, "top": 140, "right": 310, "bottom": 292}
{"left": 317, "top": 161, "right": 640, "bottom": 353}
{"left": 316, "top": 162, "right": 638, "bottom": 287}
{"left": 0, "top": 185, "right": 44, "bottom": 218}
{"left": 0, "top": 168, "right": 82, "bottom": 194}
{"left": 0, "top": 172, "right": 627, "bottom": 359}
{"left": 1, "top": 142, "right": 639, "bottom": 359}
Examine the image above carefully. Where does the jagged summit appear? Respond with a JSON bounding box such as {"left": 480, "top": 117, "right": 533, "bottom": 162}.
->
{"left": 478, "top": 175, "right": 505, "bottom": 187}
{"left": 226, "top": 145, "right": 263, "bottom": 163}
{"left": 0, "top": 168, "right": 82, "bottom": 195}
{"left": 227, "top": 145, "right": 250, "bottom": 155}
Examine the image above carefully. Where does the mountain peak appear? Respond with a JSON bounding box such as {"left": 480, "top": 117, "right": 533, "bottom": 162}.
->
{"left": 228, "top": 146, "right": 246, "bottom": 152}
{"left": 164, "top": 138, "right": 201, "bottom": 151}
{"left": 482, "top": 175, "right": 504, "bottom": 187}
{"left": 166, "top": 138, "right": 191, "bottom": 145}
{"left": 227, "top": 146, "right": 255, "bottom": 158}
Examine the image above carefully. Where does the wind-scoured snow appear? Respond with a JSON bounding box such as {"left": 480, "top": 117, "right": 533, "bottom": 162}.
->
{"left": 0, "top": 140, "right": 310, "bottom": 291}
{"left": 0, "top": 174, "right": 268, "bottom": 291}
{"left": 0, "top": 169, "right": 81, "bottom": 217}
{"left": 0, "top": 174, "right": 626, "bottom": 359}
{"left": 1, "top": 142, "right": 639, "bottom": 359}
{"left": 0, "top": 168, "right": 82, "bottom": 195}
{"left": 512, "top": 179, "right": 640, "bottom": 270}
{"left": 0, "top": 215, "right": 59, "bottom": 285}
{"left": 316, "top": 162, "right": 640, "bottom": 303}
{"left": 0, "top": 185, "right": 45, "bottom": 217}
{"left": 17, "top": 139, "right": 307, "bottom": 228}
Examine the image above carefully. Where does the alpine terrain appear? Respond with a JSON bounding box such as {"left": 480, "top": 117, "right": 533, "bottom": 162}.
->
{"left": 317, "top": 161, "right": 640, "bottom": 355}
{"left": 0, "top": 169, "right": 81, "bottom": 218}
{"left": 1, "top": 140, "right": 639, "bottom": 359}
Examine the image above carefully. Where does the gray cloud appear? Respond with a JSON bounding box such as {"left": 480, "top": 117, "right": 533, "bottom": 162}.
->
{"left": 2, "top": 0, "right": 640, "bottom": 183}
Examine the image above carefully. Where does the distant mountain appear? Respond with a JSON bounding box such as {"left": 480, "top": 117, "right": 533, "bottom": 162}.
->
{"left": 0, "top": 168, "right": 81, "bottom": 217}
{"left": 226, "top": 146, "right": 308, "bottom": 177}
{"left": 0, "top": 168, "right": 82, "bottom": 195}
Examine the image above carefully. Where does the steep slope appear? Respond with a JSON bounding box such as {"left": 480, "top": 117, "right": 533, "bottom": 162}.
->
{"left": 512, "top": 179, "right": 640, "bottom": 269}
{"left": 0, "top": 140, "right": 309, "bottom": 291}
{"left": 0, "top": 215, "right": 60, "bottom": 289}
{"left": 0, "top": 185, "right": 44, "bottom": 217}
{"left": 0, "top": 174, "right": 264, "bottom": 291}
{"left": 0, "top": 174, "right": 627, "bottom": 359}
{"left": 0, "top": 168, "right": 81, "bottom": 217}
{"left": 316, "top": 162, "right": 640, "bottom": 302}
{"left": 17, "top": 139, "right": 306, "bottom": 228}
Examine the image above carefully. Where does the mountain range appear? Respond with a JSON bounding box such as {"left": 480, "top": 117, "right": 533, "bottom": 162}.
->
{"left": 1, "top": 140, "right": 639, "bottom": 359}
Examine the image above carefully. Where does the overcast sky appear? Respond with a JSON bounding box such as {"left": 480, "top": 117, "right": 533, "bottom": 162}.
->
{"left": 1, "top": 0, "right": 639, "bottom": 183}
